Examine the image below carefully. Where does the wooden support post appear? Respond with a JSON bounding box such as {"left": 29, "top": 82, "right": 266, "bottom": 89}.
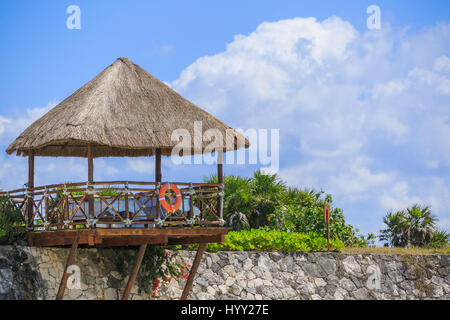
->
{"left": 125, "top": 181, "right": 130, "bottom": 227}
{"left": 44, "top": 193, "right": 49, "bottom": 224}
{"left": 155, "top": 148, "right": 162, "bottom": 221}
{"left": 56, "top": 235, "right": 79, "bottom": 300}
{"left": 27, "top": 150, "right": 35, "bottom": 228}
{"left": 189, "top": 195, "right": 194, "bottom": 220}
{"left": 180, "top": 243, "right": 206, "bottom": 300}
{"left": 217, "top": 151, "right": 224, "bottom": 221}
{"left": 121, "top": 244, "right": 147, "bottom": 300}
{"left": 155, "top": 148, "right": 162, "bottom": 183}
{"left": 217, "top": 150, "right": 223, "bottom": 184}
{"left": 125, "top": 190, "right": 129, "bottom": 226}
{"left": 87, "top": 143, "right": 94, "bottom": 220}
{"left": 64, "top": 192, "right": 69, "bottom": 223}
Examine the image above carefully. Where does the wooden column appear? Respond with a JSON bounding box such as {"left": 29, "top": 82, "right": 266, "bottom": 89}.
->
{"left": 27, "top": 150, "right": 35, "bottom": 228}
{"left": 121, "top": 244, "right": 147, "bottom": 300}
{"left": 56, "top": 235, "right": 79, "bottom": 300}
{"left": 217, "top": 151, "right": 224, "bottom": 221}
{"left": 217, "top": 150, "right": 223, "bottom": 184}
{"left": 155, "top": 148, "right": 162, "bottom": 183}
{"left": 87, "top": 143, "right": 94, "bottom": 220}
{"left": 180, "top": 243, "right": 206, "bottom": 300}
{"left": 155, "top": 148, "right": 162, "bottom": 220}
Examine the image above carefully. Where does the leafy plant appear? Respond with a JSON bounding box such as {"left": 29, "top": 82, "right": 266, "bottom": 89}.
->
{"left": 228, "top": 212, "right": 250, "bottom": 231}
{"left": 205, "top": 171, "right": 288, "bottom": 229}
{"left": 269, "top": 189, "right": 366, "bottom": 247}
{"left": 0, "top": 196, "right": 26, "bottom": 243}
{"left": 181, "top": 229, "right": 344, "bottom": 252}
{"left": 428, "top": 228, "right": 450, "bottom": 249}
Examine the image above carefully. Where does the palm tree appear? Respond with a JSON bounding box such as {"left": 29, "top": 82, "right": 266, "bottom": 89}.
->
{"left": 406, "top": 205, "right": 436, "bottom": 247}
{"left": 379, "top": 204, "right": 438, "bottom": 247}
{"left": 379, "top": 211, "right": 408, "bottom": 247}
{"left": 249, "top": 171, "right": 286, "bottom": 228}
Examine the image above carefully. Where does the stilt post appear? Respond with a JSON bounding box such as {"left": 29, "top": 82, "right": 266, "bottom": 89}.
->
{"left": 87, "top": 143, "right": 94, "bottom": 220}
{"left": 180, "top": 243, "right": 206, "bottom": 300}
{"left": 27, "top": 150, "right": 35, "bottom": 228}
{"left": 121, "top": 244, "right": 147, "bottom": 300}
{"left": 56, "top": 235, "right": 79, "bottom": 300}
{"left": 155, "top": 148, "right": 162, "bottom": 221}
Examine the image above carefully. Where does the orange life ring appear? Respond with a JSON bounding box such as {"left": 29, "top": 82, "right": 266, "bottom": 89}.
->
{"left": 159, "top": 182, "right": 182, "bottom": 213}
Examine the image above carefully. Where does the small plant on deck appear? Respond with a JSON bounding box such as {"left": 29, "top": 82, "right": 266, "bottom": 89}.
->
{"left": 0, "top": 195, "right": 26, "bottom": 244}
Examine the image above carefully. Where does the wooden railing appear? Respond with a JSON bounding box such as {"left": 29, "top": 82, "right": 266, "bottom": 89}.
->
{"left": 0, "top": 181, "right": 224, "bottom": 231}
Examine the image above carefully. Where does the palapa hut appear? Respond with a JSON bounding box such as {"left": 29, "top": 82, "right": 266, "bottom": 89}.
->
{"left": 1, "top": 57, "right": 249, "bottom": 300}
{"left": 6, "top": 57, "right": 248, "bottom": 158}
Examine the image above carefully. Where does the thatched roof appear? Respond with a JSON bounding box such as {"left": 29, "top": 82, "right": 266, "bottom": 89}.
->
{"left": 6, "top": 57, "right": 249, "bottom": 158}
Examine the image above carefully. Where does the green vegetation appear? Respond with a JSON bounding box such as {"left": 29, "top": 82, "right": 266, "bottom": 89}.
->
{"left": 205, "top": 170, "right": 374, "bottom": 247}
{"left": 340, "top": 246, "right": 450, "bottom": 255}
{"left": 55, "top": 184, "right": 122, "bottom": 197}
{"left": 0, "top": 196, "right": 26, "bottom": 243}
{"left": 379, "top": 204, "right": 449, "bottom": 248}
{"left": 181, "top": 229, "right": 344, "bottom": 252}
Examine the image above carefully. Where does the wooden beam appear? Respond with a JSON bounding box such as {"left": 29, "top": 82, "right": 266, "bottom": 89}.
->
{"left": 27, "top": 150, "right": 35, "bottom": 228}
{"left": 121, "top": 244, "right": 147, "bottom": 300}
{"left": 168, "top": 234, "right": 224, "bottom": 246}
{"left": 180, "top": 243, "right": 206, "bottom": 300}
{"left": 30, "top": 227, "right": 229, "bottom": 238}
{"left": 100, "top": 235, "right": 168, "bottom": 247}
{"left": 56, "top": 235, "right": 79, "bottom": 300}
{"left": 27, "top": 227, "right": 230, "bottom": 247}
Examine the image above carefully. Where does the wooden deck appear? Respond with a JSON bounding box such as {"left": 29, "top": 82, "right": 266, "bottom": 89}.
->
{"left": 27, "top": 227, "right": 230, "bottom": 247}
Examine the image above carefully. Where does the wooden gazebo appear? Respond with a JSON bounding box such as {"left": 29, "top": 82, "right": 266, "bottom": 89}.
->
{"left": 1, "top": 57, "right": 249, "bottom": 300}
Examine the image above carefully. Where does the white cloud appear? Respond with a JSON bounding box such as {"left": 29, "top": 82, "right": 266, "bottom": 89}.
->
{"left": 434, "top": 55, "right": 450, "bottom": 72}
{"left": 380, "top": 181, "right": 424, "bottom": 212}
{"left": 1, "top": 16, "right": 449, "bottom": 235}
{"left": 127, "top": 159, "right": 155, "bottom": 174}
{"left": 0, "top": 101, "right": 57, "bottom": 140}
{"left": 0, "top": 116, "right": 11, "bottom": 135}
{"left": 279, "top": 156, "right": 395, "bottom": 203}
{"left": 172, "top": 17, "right": 450, "bottom": 233}
{"left": 426, "top": 160, "right": 439, "bottom": 169}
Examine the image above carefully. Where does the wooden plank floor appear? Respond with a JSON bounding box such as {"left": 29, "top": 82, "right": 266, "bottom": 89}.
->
{"left": 27, "top": 227, "right": 230, "bottom": 247}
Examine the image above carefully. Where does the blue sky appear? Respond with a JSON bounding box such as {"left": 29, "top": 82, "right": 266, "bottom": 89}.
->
{"left": 0, "top": 1, "right": 449, "bottom": 239}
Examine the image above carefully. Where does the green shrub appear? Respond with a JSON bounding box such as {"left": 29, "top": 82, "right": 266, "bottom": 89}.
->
{"left": 0, "top": 196, "right": 26, "bottom": 243}
{"left": 427, "top": 229, "right": 449, "bottom": 249}
{"left": 205, "top": 171, "right": 371, "bottom": 247}
{"left": 269, "top": 189, "right": 372, "bottom": 247}
{"left": 205, "top": 171, "right": 285, "bottom": 229}
{"left": 182, "top": 229, "right": 344, "bottom": 252}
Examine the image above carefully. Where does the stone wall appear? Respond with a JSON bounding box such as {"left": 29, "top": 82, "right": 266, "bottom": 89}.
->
{"left": 0, "top": 245, "right": 448, "bottom": 300}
